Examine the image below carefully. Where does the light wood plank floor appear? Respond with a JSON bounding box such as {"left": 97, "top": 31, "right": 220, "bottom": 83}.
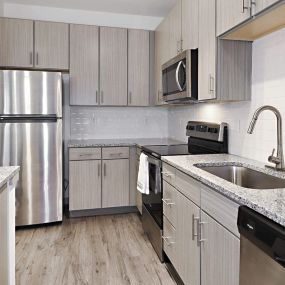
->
{"left": 16, "top": 213, "right": 176, "bottom": 285}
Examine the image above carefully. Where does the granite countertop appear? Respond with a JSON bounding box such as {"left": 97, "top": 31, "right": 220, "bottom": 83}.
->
{"left": 68, "top": 138, "right": 185, "bottom": 148}
{"left": 0, "top": 166, "right": 20, "bottom": 192}
{"left": 162, "top": 154, "right": 285, "bottom": 227}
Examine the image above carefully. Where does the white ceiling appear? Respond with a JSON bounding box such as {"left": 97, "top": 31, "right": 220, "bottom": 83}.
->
{"left": 3, "top": 0, "right": 177, "bottom": 17}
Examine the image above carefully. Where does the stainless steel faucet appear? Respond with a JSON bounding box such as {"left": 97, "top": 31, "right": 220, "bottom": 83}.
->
{"left": 247, "top": 105, "right": 285, "bottom": 171}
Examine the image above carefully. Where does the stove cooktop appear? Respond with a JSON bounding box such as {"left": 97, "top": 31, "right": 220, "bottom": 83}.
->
{"left": 142, "top": 144, "right": 192, "bottom": 157}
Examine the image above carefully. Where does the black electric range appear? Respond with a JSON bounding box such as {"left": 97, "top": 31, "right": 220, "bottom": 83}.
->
{"left": 141, "top": 121, "right": 228, "bottom": 262}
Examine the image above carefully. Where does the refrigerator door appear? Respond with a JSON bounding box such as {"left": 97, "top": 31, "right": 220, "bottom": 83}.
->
{"left": 0, "top": 70, "right": 62, "bottom": 117}
{"left": 0, "top": 119, "right": 62, "bottom": 226}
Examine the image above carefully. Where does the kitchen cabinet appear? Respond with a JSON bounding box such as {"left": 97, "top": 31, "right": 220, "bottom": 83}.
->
{"left": 176, "top": 191, "right": 200, "bottom": 285}
{"left": 162, "top": 162, "right": 241, "bottom": 285}
{"left": 200, "top": 211, "right": 240, "bottom": 285}
{"left": 181, "top": 0, "right": 199, "bottom": 50}
{"left": 34, "top": 21, "right": 69, "bottom": 70}
{"left": 102, "top": 159, "right": 129, "bottom": 208}
{"left": 100, "top": 27, "right": 128, "bottom": 106}
{"left": 69, "top": 160, "right": 102, "bottom": 211}
{"left": 253, "top": 0, "right": 280, "bottom": 14}
{"left": 128, "top": 29, "right": 150, "bottom": 106}
{"left": 216, "top": 0, "right": 251, "bottom": 36}
{"left": 198, "top": 0, "right": 216, "bottom": 100}
{"left": 135, "top": 147, "right": 142, "bottom": 214}
{"left": 0, "top": 18, "right": 34, "bottom": 68}
{"left": 70, "top": 24, "right": 99, "bottom": 106}
{"left": 168, "top": 0, "right": 182, "bottom": 58}
{"left": 69, "top": 147, "right": 132, "bottom": 214}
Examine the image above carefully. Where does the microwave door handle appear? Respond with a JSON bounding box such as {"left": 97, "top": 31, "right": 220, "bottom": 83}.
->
{"left": 175, "top": 61, "right": 185, "bottom": 92}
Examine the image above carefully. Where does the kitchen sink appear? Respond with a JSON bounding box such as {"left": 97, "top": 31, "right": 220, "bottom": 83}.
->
{"left": 196, "top": 165, "right": 285, "bottom": 189}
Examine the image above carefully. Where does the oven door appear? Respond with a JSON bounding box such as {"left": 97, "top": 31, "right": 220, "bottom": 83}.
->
{"left": 142, "top": 154, "right": 163, "bottom": 228}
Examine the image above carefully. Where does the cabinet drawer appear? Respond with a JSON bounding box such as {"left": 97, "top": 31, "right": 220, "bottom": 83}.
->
{"left": 102, "top": 147, "right": 129, "bottom": 159}
{"left": 201, "top": 185, "right": 240, "bottom": 237}
{"left": 69, "top": 148, "right": 101, "bottom": 161}
{"left": 175, "top": 169, "right": 201, "bottom": 206}
{"left": 163, "top": 181, "right": 177, "bottom": 227}
{"left": 162, "top": 163, "right": 176, "bottom": 185}
{"left": 163, "top": 216, "right": 176, "bottom": 264}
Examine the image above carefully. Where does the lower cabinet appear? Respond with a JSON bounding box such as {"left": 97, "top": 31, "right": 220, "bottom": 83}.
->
{"left": 102, "top": 159, "right": 129, "bottom": 208}
{"left": 69, "top": 160, "right": 101, "bottom": 211}
{"left": 69, "top": 147, "right": 131, "bottom": 213}
{"left": 162, "top": 163, "right": 240, "bottom": 285}
{"left": 176, "top": 191, "right": 200, "bottom": 285}
{"left": 200, "top": 211, "right": 240, "bottom": 285}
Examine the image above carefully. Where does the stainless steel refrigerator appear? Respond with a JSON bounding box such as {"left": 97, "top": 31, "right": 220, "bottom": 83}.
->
{"left": 0, "top": 70, "right": 62, "bottom": 227}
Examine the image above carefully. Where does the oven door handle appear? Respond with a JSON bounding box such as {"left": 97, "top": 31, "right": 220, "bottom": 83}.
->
{"left": 175, "top": 60, "right": 186, "bottom": 92}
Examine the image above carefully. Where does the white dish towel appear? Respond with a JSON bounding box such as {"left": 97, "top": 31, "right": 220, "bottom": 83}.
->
{"left": 137, "top": 153, "right": 149, "bottom": 195}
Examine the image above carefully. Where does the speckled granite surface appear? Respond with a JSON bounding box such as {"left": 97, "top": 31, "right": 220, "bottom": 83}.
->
{"left": 68, "top": 138, "right": 185, "bottom": 148}
{"left": 162, "top": 154, "right": 285, "bottom": 227}
{"left": 0, "top": 166, "right": 20, "bottom": 192}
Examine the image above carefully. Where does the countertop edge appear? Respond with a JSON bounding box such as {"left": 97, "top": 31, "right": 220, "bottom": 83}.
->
{"left": 0, "top": 166, "right": 20, "bottom": 192}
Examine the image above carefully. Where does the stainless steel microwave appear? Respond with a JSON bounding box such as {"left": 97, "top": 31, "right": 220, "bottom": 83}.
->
{"left": 162, "top": 49, "right": 198, "bottom": 103}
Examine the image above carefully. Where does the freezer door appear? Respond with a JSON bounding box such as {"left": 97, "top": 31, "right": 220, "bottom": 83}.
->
{"left": 0, "top": 70, "right": 62, "bottom": 117}
{"left": 0, "top": 119, "right": 62, "bottom": 226}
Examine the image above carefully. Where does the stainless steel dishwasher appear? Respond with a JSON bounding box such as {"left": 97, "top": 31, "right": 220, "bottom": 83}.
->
{"left": 238, "top": 206, "right": 285, "bottom": 285}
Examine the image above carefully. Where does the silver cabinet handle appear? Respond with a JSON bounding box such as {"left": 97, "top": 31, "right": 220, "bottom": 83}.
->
{"left": 79, "top": 153, "right": 94, "bottom": 157}
{"left": 98, "top": 163, "right": 101, "bottom": 177}
{"left": 199, "top": 220, "right": 207, "bottom": 243}
{"left": 161, "top": 171, "right": 174, "bottom": 178}
{"left": 104, "top": 163, "right": 106, "bottom": 177}
{"left": 29, "top": 52, "right": 33, "bottom": 65}
{"left": 177, "top": 40, "right": 180, "bottom": 54}
{"left": 162, "top": 236, "right": 175, "bottom": 245}
{"left": 209, "top": 74, "right": 215, "bottom": 93}
{"left": 96, "top": 90, "right": 98, "bottom": 104}
{"left": 110, "top": 152, "right": 123, "bottom": 157}
{"left": 242, "top": 0, "right": 250, "bottom": 13}
{"left": 36, "top": 53, "right": 38, "bottom": 65}
{"left": 192, "top": 215, "right": 200, "bottom": 240}
{"left": 162, "top": 198, "right": 175, "bottom": 206}
{"left": 101, "top": 91, "right": 104, "bottom": 104}
{"left": 129, "top": 92, "right": 132, "bottom": 105}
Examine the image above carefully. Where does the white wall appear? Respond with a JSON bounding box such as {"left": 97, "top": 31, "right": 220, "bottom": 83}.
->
{"left": 3, "top": 3, "right": 162, "bottom": 30}
{"left": 70, "top": 107, "right": 169, "bottom": 139}
{"left": 169, "top": 27, "right": 285, "bottom": 164}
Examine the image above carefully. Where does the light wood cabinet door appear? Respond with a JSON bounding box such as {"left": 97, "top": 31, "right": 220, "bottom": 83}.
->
{"left": 100, "top": 27, "right": 128, "bottom": 106}
{"left": 168, "top": 0, "right": 182, "bottom": 58}
{"left": 0, "top": 18, "right": 33, "bottom": 68}
{"left": 253, "top": 0, "right": 280, "bottom": 14}
{"left": 70, "top": 24, "right": 99, "bottom": 106}
{"left": 216, "top": 0, "right": 251, "bottom": 36}
{"left": 128, "top": 29, "right": 150, "bottom": 106}
{"left": 198, "top": 0, "right": 216, "bottom": 100}
{"left": 102, "top": 159, "right": 129, "bottom": 208}
{"left": 69, "top": 160, "right": 102, "bottom": 211}
{"left": 176, "top": 191, "right": 200, "bottom": 285}
{"left": 34, "top": 21, "right": 69, "bottom": 70}
{"left": 154, "top": 24, "right": 163, "bottom": 105}
{"left": 181, "top": 0, "right": 198, "bottom": 50}
{"left": 200, "top": 211, "right": 240, "bottom": 285}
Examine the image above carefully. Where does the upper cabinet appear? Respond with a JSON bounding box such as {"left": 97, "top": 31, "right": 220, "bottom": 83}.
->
{"left": 198, "top": 0, "right": 216, "bottom": 101}
{"left": 0, "top": 18, "right": 34, "bottom": 68}
{"left": 216, "top": 0, "right": 251, "bottom": 36}
{"left": 253, "top": 0, "right": 280, "bottom": 14}
{"left": 217, "top": 0, "right": 285, "bottom": 41}
{"left": 128, "top": 29, "right": 150, "bottom": 106}
{"left": 168, "top": 0, "right": 182, "bottom": 58}
{"left": 70, "top": 24, "right": 99, "bottom": 106}
{"left": 181, "top": 0, "right": 199, "bottom": 50}
{"left": 34, "top": 21, "right": 69, "bottom": 70}
{"left": 100, "top": 27, "right": 128, "bottom": 106}
{"left": 0, "top": 18, "right": 69, "bottom": 70}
